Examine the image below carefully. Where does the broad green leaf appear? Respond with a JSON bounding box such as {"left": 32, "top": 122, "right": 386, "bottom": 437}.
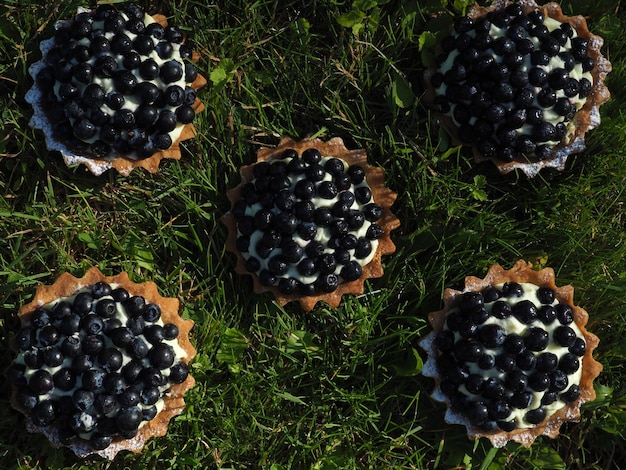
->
{"left": 337, "top": 10, "right": 366, "bottom": 28}
{"left": 391, "top": 347, "right": 423, "bottom": 376}
{"left": 391, "top": 74, "right": 414, "bottom": 108}
{"left": 354, "top": 0, "right": 377, "bottom": 10}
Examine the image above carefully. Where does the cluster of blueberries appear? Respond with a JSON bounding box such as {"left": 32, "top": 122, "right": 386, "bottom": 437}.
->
{"left": 433, "top": 282, "right": 586, "bottom": 432}
{"left": 430, "top": 3, "right": 596, "bottom": 162}
{"left": 7, "top": 281, "right": 189, "bottom": 450}
{"left": 36, "top": 3, "right": 198, "bottom": 159}
{"left": 232, "top": 147, "right": 384, "bottom": 296}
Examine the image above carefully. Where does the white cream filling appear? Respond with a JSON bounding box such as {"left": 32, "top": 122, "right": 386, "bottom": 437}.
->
{"left": 435, "top": 14, "right": 593, "bottom": 149}
{"left": 445, "top": 282, "right": 585, "bottom": 428}
{"left": 52, "top": 13, "right": 188, "bottom": 153}
{"left": 16, "top": 283, "right": 186, "bottom": 436}
{"left": 238, "top": 156, "right": 379, "bottom": 285}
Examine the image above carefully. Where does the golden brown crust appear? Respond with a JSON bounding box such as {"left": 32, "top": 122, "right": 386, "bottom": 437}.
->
{"left": 424, "top": 0, "right": 611, "bottom": 177}
{"left": 30, "top": 11, "right": 206, "bottom": 176}
{"left": 9, "top": 267, "right": 196, "bottom": 459}
{"left": 420, "top": 260, "right": 602, "bottom": 448}
{"left": 221, "top": 136, "right": 400, "bottom": 311}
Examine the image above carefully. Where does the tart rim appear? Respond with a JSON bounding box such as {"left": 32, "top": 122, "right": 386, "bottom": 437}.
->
{"left": 9, "top": 266, "right": 196, "bottom": 459}
{"left": 423, "top": 0, "right": 612, "bottom": 177}
{"left": 25, "top": 9, "right": 207, "bottom": 176}
{"left": 221, "top": 136, "right": 400, "bottom": 311}
{"left": 419, "top": 260, "right": 602, "bottom": 448}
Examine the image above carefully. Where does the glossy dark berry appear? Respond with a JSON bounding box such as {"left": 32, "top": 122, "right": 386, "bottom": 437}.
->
{"left": 569, "top": 337, "right": 586, "bottom": 357}
{"left": 554, "top": 325, "right": 577, "bottom": 347}
{"left": 561, "top": 384, "right": 581, "bottom": 402}
{"left": 558, "top": 353, "right": 580, "bottom": 374}
{"left": 556, "top": 304, "right": 574, "bottom": 325}
{"left": 512, "top": 300, "right": 538, "bottom": 324}
{"left": 478, "top": 324, "right": 506, "bottom": 348}
{"left": 524, "top": 407, "right": 546, "bottom": 424}
{"left": 536, "top": 352, "right": 558, "bottom": 372}
{"left": 524, "top": 327, "right": 549, "bottom": 351}
{"left": 516, "top": 350, "right": 537, "bottom": 371}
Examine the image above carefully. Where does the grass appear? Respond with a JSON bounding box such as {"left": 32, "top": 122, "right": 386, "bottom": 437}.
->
{"left": 1, "top": 0, "right": 626, "bottom": 468}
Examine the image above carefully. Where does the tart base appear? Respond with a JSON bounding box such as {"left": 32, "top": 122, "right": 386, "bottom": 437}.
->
{"left": 423, "top": 0, "right": 611, "bottom": 177}
{"left": 9, "top": 267, "right": 196, "bottom": 459}
{"left": 419, "top": 260, "right": 602, "bottom": 447}
{"left": 222, "top": 136, "right": 400, "bottom": 311}
{"left": 25, "top": 10, "right": 207, "bottom": 176}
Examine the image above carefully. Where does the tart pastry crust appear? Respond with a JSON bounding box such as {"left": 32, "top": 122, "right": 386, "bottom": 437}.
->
{"left": 424, "top": 0, "right": 611, "bottom": 177}
{"left": 8, "top": 267, "right": 196, "bottom": 459}
{"left": 222, "top": 136, "right": 400, "bottom": 311}
{"left": 25, "top": 10, "right": 207, "bottom": 176}
{"left": 420, "top": 260, "right": 602, "bottom": 447}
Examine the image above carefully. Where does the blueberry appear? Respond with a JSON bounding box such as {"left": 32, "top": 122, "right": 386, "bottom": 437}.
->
{"left": 133, "top": 34, "right": 154, "bottom": 55}
{"left": 554, "top": 325, "right": 577, "bottom": 347}
{"left": 114, "top": 70, "right": 138, "bottom": 94}
{"left": 119, "top": 361, "right": 142, "bottom": 386}
{"left": 529, "top": 372, "right": 550, "bottom": 392}
{"left": 554, "top": 97, "right": 574, "bottom": 117}
{"left": 185, "top": 63, "right": 198, "bottom": 83}
{"left": 39, "top": 324, "right": 61, "bottom": 347}
{"left": 478, "top": 324, "right": 506, "bottom": 348}
{"left": 245, "top": 256, "right": 261, "bottom": 273}
{"left": 153, "top": 133, "right": 173, "bottom": 150}
{"left": 82, "top": 369, "right": 105, "bottom": 391}
{"left": 561, "top": 384, "right": 581, "bottom": 402}
{"left": 483, "top": 377, "right": 506, "bottom": 399}
{"left": 516, "top": 350, "right": 537, "bottom": 371}
{"left": 533, "top": 122, "right": 557, "bottom": 142}
{"left": 104, "top": 12, "right": 125, "bottom": 32}
{"left": 514, "top": 88, "right": 534, "bottom": 109}
{"left": 51, "top": 301, "right": 72, "bottom": 319}
{"left": 106, "top": 91, "right": 125, "bottom": 110}
{"left": 138, "top": 387, "right": 160, "bottom": 407}
{"left": 536, "top": 352, "right": 558, "bottom": 372}
{"left": 524, "top": 407, "right": 546, "bottom": 424}
{"left": 149, "top": 343, "right": 175, "bottom": 369}
{"left": 579, "top": 78, "right": 592, "bottom": 98}
{"left": 524, "top": 327, "right": 549, "bottom": 351}
{"left": 109, "top": 327, "right": 135, "bottom": 348}
{"left": 366, "top": 224, "right": 384, "bottom": 240}
{"left": 537, "top": 305, "right": 557, "bottom": 324}
{"left": 569, "top": 337, "right": 586, "bottom": 357}
{"left": 488, "top": 399, "right": 511, "bottom": 421}
{"left": 176, "top": 105, "right": 195, "bottom": 124}
{"left": 490, "top": 301, "right": 511, "bottom": 319}
{"left": 94, "top": 54, "right": 118, "bottom": 77}
{"left": 341, "top": 261, "right": 362, "bottom": 282}
{"left": 116, "top": 406, "right": 142, "bottom": 433}
{"left": 156, "top": 41, "right": 174, "bottom": 59}
{"left": 60, "top": 312, "right": 81, "bottom": 335}
{"left": 72, "top": 388, "right": 95, "bottom": 412}
{"left": 467, "top": 402, "right": 489, "bottom": 425}
{"left": 113, "top": 108, "right": 136, "bottom": 130}
{"left": 81, "top": 314, "right": 104, "bottom": 335}
{"left": 99, "top": 347, "right": 123, "bottom": 372}
{"left": 537, "top": 88, "right": 557, "bottom": 108}
{"left": 512, "top": 300, "right": 538, "bottom": 324}
{"left": 510, "top": 391, "right": 533, "bottom": 409}
{"left": 276, "top": 277, "right": 297, "bottom": 295}
{"left": 111, "top": 33, "right": 132, "bottom": 53}
{"left": 130, "top": 337, "right": 149, "bottom": 359}
{"left": 541, "top": 391, "right": 558, "bottom": 406}
{"left": 141, "top": 367, "right": 165, "bottom": 387}
{"left": 549, "top": 369, "right": 569, "bottom": 391}
{"left": 32, "top": 399, "right": 58, "bottom": 426}
{"left": 316, "top": 273, "right": 339, "bottom": 293}
{"left": 495, "top": 353, "right": 517, "bottom": 372}
{"left": 73, "top": 118, "right": 97, "bottom": 140}
{"left": 501, "top": 335, "right": 523, "bottom": 355}
{"left": 82, "top": 334, "right": 104, "bottom": 355}
{"left": 59, "top": 336, "right": 81, "bottom": 359}
{"left": 160, "top": 60, "right": 184, "bottom": 83}
{"left": 478, "top": 354, "right": 495, "bottom": 371}
{"left": 157, "top": 110, "right": 177, "bottom": 132}
{"left": 169, "top": 361, "right": 190, "bottom": 384}
{"left": 555, "top": 304, "right": 574, "bottom": 324}
{"left": 558, "top": 353, "right": 580, "bottom": 374}
{"left": 582, "top": 57, "right": 595, "bottom": 73}
{"left": 505, "top": 369, "right": 528, "bottom": 393}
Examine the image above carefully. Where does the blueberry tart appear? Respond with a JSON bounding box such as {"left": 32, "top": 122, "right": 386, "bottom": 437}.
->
{"left": 424, "top": 0, "right": 611, "bottom": 177}
{"left": 25, "top": 4, "right": 206, "bottom": 175}
{"left": 6, "top": 267, "right": 196, "bottom": 458}
{"left": 419, "top": 260, "right": 601, "bottom": 447}
{"left": 222, "top": 137, "right": 400, "bottom": 311}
